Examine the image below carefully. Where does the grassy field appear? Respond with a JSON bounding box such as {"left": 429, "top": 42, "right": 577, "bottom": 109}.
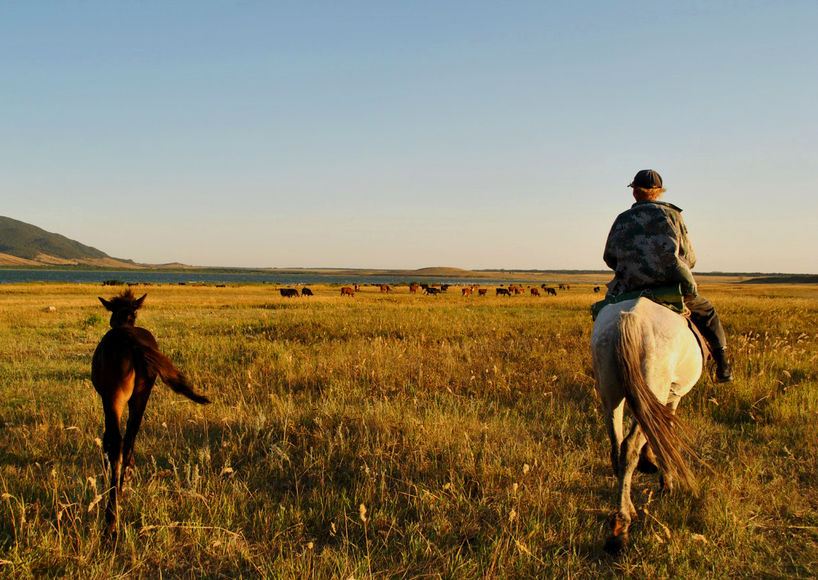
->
{"left": 0, "top": 282, "right": 816, "bottom": 578}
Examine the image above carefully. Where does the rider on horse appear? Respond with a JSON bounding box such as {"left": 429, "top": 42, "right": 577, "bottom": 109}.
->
{"left": 602, "top": 169, "right": 733, "bottom": 382}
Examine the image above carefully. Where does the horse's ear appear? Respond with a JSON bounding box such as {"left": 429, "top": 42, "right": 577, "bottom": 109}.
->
{"left": 135, "top": 294, "right": 147, "bottom": 308}
{"left": 99, "top": 297, "right": 113, "bottom": 311}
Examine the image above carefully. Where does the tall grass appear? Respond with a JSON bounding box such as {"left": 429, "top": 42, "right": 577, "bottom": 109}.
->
{"left": 0, "top": 282, "right": 816, "bottom": 577}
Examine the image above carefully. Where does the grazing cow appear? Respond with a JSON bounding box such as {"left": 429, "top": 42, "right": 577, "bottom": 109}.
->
{"left": 409, "top": 283, "right": 420, "bottom": 294}
{"left": 380, "top": 284, "right": 391, "bottom": 294}
{"left": 301, "top": 288, "right": 314, "bottom": 296}
{"left": 545, "top": 287, "right": 557, "bottom": 296}
{"left": 341, "top": 287, "right": 355, "bottom": 297}
{"left": 440, "top": 284, "right": 450, "bottom": 292}
{"left": 280, "top": 288, "right": 299, "bottom": 298}
{"left": 530, "top": 287, "right": 541, "bottom": 297}
{"left": 462, "top": 287, "right": 472, "bottom": 296}
{"left": 424, "top": 287, "right": 442, "bottom": 295}
{"left": 496, "top": 288, "right": 511, "bottom": 297}
{"left": 593, "top": 286, "right": 601, "bottom": 293}
{"left": 478, "top": 288, "right": 487, "bottom": 296}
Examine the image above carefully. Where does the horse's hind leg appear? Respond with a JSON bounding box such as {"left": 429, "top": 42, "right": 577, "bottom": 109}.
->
{"left": 605, "top": 421, "right": 646, "bottom": 554}
{"left": 617, "top": 422, "right": 644, "bottom": 519}
{"left": 101, "top": 405, "right": 123, "bottom": 534}
{"left": 658, "top": 398, "right": 682, "bottom": 492}
{"left": 120, "top": 386, "right": 152, "bottom": 487}
{"left": 603, "top": 400, "right": 625, "bottom": 475}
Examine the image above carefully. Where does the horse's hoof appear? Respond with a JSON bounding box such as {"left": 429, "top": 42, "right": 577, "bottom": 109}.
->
{"left": 104, "top": 504, "right": 119, "bottom": 537}
{"left": 604, "top": 533, "right": 629, "bottom": 555}
{"left": 103, "top": 520, "right": 118, "bottom": 538}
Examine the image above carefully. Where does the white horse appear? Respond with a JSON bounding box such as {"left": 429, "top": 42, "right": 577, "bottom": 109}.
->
{"left": 590, "top": 297, "right": 703, "bottom": 553}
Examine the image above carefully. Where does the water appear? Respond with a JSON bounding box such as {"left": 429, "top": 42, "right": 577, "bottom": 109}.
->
{"left": 0, "top": 269, "right": 542, "bottom": 286}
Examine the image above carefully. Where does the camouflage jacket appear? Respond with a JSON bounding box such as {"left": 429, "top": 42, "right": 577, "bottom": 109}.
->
{"left": 603, "top": 200, "right": 697, "bottom": 298}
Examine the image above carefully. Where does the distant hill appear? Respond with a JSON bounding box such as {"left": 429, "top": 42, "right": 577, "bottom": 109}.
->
{"left": 402, "top": 266, "right": 473, "bottom": 277}
{"left": 0, "top": 216, "right": 137, "bottom": 268}
{"left": 740, "top": 274, "right": 818, "bottom": 284}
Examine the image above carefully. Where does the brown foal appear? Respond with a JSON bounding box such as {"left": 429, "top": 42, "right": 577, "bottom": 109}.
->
{"left": 91, "top": 289, "right": 210, "bottom": 534}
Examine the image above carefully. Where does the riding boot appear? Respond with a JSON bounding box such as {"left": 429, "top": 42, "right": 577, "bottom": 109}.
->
{"left": 712, "top": 347, "right": 733, "bottom": 383}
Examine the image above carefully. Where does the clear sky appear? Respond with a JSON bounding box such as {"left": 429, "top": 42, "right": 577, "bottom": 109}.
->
{"left": 2, "top": 1, "right": 816, "bottom": 272}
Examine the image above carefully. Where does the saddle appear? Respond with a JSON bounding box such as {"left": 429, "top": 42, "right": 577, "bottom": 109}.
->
{"left": 685, "top": 316, "right": 711, "bottom": 365}
{"left": 591, "top": 284, "right": 710, "bottom": 364}
{"left": 590, "top": 284, "right": 687, "bottom": 320}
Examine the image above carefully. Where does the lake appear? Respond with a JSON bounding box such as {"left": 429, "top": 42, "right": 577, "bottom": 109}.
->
{"left": 0, "top": 269, "right": 545, "bottom": 286}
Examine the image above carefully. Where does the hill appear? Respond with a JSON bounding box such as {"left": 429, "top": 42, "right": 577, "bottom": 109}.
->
{"left": 0, "top": 216, "right": 137, "bottom": 268}
{"left": 740, "top": 274, "right": 818, "bottom": 284}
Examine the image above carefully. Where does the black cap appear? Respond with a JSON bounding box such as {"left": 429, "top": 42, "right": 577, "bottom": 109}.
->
{"left": 628, "top": 169, "right": 663, "bottom": 189}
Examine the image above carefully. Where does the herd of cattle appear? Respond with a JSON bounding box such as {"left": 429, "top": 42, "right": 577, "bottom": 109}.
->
{"left": 279, "top": 283, "right": 603, "bottom": 298}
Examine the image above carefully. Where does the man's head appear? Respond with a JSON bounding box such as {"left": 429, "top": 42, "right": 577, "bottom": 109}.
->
{"left": 628, "top": 169, "right": 666, "bottom": 201}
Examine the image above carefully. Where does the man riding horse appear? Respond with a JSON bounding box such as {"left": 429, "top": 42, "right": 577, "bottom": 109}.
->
{"left": 603, "top": 169, "right": 732, "bottom": 382}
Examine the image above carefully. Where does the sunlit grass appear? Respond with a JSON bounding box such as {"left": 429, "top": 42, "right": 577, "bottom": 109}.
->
{"left": 0, "top": 282, "right": 816, "bottom": 577}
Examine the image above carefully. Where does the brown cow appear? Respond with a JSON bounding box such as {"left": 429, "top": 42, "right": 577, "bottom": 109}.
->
{"left": 478, "top": 288, "right": 487, "bottom": 296}
{"left": 380, "top": 284, "right": 391, "bottom": 294}
{"left": 341, "top": 287, "right": 355, "bottom": 297}
{"left": 409, "top": 283, "right": 420, "bottom": 294}
{"left": 461, "top": 287, "right": 472, "bottom": 296}
{"left": 530, "top": 288, "right": 541, "bottom": 297}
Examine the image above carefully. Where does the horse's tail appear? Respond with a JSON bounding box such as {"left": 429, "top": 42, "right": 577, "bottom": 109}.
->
{"left": 616, "top": 311, "right": 697, "bottom": 492}
{"left": 125, "top": 328, "right": 211, "bottom": 405}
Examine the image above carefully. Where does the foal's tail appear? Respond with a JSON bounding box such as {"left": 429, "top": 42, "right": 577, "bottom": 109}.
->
{"left": 125, "top": 328, "right": 211, "bottom": 405}
{"left": 616, "top": 312, "right": 697, "bottom": 492}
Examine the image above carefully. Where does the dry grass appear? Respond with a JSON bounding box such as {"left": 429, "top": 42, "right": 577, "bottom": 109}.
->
{"left": 0, "top": 282, "right": 816, "bottom": 578}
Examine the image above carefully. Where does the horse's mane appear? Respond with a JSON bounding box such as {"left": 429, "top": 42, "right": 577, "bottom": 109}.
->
{"left": 106, "top": 289, "right": 144, "bottom": 311}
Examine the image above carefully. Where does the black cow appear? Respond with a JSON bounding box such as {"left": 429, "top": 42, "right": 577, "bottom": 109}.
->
{"left": 301, "top": 288, "right": 314, "bottom": 296}
{"left": 280, "top": 288, "right": 299, "bottom": 298}
{"left": 496, "top": 288, "right": 511, "bottom": 297}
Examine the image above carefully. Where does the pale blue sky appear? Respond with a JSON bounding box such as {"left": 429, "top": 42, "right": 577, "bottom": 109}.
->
{"left": 2, "top": 1, "right": 816, "bottom": 272}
